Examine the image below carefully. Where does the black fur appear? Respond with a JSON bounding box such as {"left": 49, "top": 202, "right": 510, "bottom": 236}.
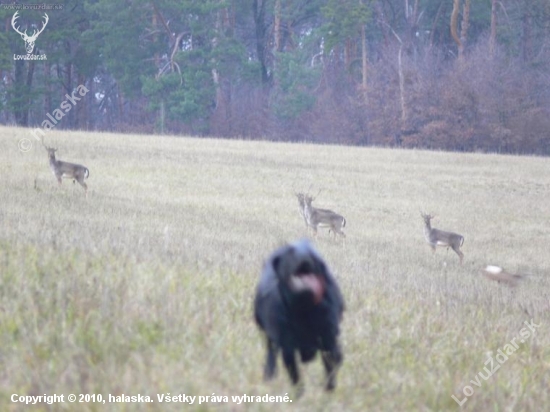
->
{"left": 254, "top": 239, "right": 345, "bottom": 392}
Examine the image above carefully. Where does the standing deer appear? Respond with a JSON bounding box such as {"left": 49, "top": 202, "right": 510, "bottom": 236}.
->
{"left": 44, "top": 144, "right": 90, "bottom": 196}
{"left": 294, "top": 192, "right": 309, "bottom": 230}
{"left": 421, "top": 212, "right": 464, "bottom": 263}
{"left": 303, "top": 193, "right": 346, "bottom": 240}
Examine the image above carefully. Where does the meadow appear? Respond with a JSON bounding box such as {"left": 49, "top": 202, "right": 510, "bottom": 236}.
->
{"left": 0, "top": 125, "right": 549, "bottom": 411}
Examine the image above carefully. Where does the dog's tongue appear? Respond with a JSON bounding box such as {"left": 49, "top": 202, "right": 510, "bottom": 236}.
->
{"left": 298, "top": 273, "right": 324, "bottom": 304}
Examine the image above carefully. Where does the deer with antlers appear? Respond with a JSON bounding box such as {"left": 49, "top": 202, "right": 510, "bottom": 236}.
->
{"left": 294, "top": 192, "right": 309, "bottom": 230}
{"left": 43, "top": 141, "right": 90, "bottom": 197}
{"left": 302, "top": 190, "right": 346, "bottom": 241}
{"left": 11, "top": 11, "right": 49, "bottom": 55}
{"left": 421, "top": 212, "right": 464, "bottom": 263}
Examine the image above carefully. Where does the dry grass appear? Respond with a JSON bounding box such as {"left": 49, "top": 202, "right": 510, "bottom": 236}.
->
{"left": 1, "top": 125, "right": 549, "bottom": 411}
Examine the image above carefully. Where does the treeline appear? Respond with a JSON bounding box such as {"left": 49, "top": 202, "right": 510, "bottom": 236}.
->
{"left": 1, "top": 0, "right": 550, "bottom": 154}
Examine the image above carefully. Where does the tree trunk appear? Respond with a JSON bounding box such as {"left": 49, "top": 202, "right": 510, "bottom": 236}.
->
{"left": 65, "top": 59, "right": 73, "bottom": 128}
{"left": 397, "top": 44, "right": 407, "bottom": 124}
{"left": 13, "top": 59, "right": 34, "bottom": 127}
{"left": 23, "top": 59, "right": 35, "bottom": 126}
{"left": 45, "top": 60, "right": 52, "bottom": 116}
{"left": 429, "top": 1, "right": 445, "bottom": 51}
{"left": 77, "top": 73, "right": 86, "bottom": 129}
{"left": 489, "top": 0, "right": 497, "bottom": 57}
{"left": 361, "top": 25, "right": 368, "bottom": 104}
{"left": 273, "top": 0, "right": 282, "bottom": 89}
{"left": 252, "top": 0, "right": 270, "bottom": 86}
{"left": 521, "top": 0, "right": 533, "bottom": 62}
{"left": 450, "top": 0, "right": 463, "bottom": 60}
{"left": 274, "top": 0, "right": 281, "bottom": 53}
{"left": 460, "top": 0, "right": 471, "bottom": 56}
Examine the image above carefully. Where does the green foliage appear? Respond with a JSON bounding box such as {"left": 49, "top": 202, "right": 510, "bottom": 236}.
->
{"left": 322, "top": 0, "right": 372, "bottom": 51}
{"left": 0, "top": 33, "right": 10, "bottom": 112}
{"left": 85, "top": 0, "right": 156, "bottom": 97}
{"left": 142, "top": 52, "right": 215, "bottom": 133}
{"left": 133, "top": 0, "right": 238, "bottom": 131}
{"left": 211, "top": 36, "right": 261, "bottom": 85}
{"left": 272, "top": 51, "right": 320, "bottom": 120}
{"left": 0, "top": 0, "right": 549, "bottom": 152}
{"left": 0, "top": 33, "right": 11, "bottom": 70}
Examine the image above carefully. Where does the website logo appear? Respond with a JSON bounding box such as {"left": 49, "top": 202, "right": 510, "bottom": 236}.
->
{"left": 11, "top": 11, "right": 48, "bottom": 59}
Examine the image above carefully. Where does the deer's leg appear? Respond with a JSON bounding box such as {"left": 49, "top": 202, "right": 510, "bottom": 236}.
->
{"left": 453, "top": 246, "right": 464, "bottom": 264}
{"left": 78, "top": 177, "right": 88, "bottom": 198}
{"left": 341, "top": 231, "right": 346, "bottom": 248}
{"left": 78, "top": 180, "right": 88, "bottom": 191}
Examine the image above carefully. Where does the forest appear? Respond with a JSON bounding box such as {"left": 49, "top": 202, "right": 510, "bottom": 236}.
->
{"left": 1, "top": 0, "right": 549, "bottom": 154}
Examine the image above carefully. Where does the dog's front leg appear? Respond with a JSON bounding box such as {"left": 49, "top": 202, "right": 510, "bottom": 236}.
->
{"left": 264, "top": 338, "right": 279, "bottom": 380}
{"left": 322, "top": 343, "right": 343, "bottom": 391}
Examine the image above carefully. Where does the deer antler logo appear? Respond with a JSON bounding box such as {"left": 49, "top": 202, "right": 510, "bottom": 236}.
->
{"left": 11, "top": 11, "right": 49, "bottom": 55}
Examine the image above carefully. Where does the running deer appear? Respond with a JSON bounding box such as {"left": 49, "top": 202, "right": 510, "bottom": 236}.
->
{"left": 303, "top": 192, "right": 346, "bottom": 240}
{"left": 482, "top": 265, "right": 524, "bottom": 287}
{"left": 43, "top": 143, "right": 90, "bottom": 196}
{"left": 421, "top": 212, "right": 464, "bottom": 263}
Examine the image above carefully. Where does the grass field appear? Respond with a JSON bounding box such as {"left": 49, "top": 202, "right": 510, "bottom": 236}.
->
{"left": 1, "top": 125, "right": 549, "bottom": 411}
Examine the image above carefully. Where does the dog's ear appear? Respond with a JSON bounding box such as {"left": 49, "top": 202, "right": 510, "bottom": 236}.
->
{"left": 306, "top": 249, "right": 328, "bottom": 278}
{"left": 314, "top": 258, "right": 328, "bottom": 278}
{"left": 272, "top": 245, "right": 297, "bottom": 282}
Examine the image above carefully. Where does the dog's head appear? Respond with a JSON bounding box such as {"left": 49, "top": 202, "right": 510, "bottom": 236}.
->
{"left": 271, "top": 240, "right": 328, "bottom": 306}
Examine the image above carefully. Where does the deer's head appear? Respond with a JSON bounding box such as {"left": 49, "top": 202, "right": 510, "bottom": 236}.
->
{"left": 420, "top": 211, "right": 435, "bottom": 225}
{"left": 294, "top": 192, "right": 306, "bottom": 206}
{"left": 41, "top": 139, "right": 57, "bottom": 159}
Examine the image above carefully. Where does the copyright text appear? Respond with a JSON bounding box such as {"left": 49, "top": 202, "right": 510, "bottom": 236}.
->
{"left": 11, "top": 392, "right": 293, "bottom": 405}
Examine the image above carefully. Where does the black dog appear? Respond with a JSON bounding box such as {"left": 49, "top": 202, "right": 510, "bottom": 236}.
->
{"left": 254, "top": 239, "right": 345, "bottom": 392}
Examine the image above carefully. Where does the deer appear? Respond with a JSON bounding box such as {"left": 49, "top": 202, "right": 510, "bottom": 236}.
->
{"left": 482, "top": 265, "right": 524, "bottom": 288}
{"left": 43, "top": 142, "right": 90, "bottom": 197}
{"left": 421, "top": 212, "right": 464, "bottom": 263}
{"left": 303, "top": 191, "right": 346, "bottom": 241}
{"left": 294, "top": 192, "right": 309, "bottom": 230}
